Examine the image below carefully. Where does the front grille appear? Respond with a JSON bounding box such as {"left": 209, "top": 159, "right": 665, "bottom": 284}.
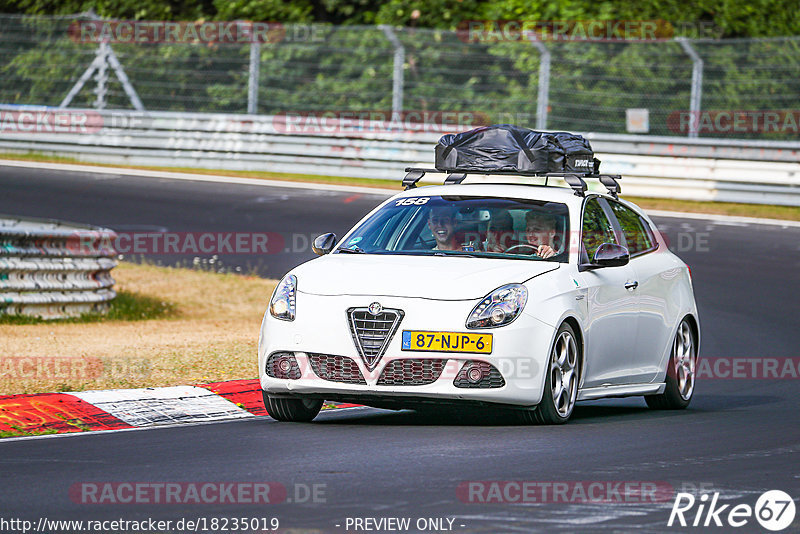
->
{"left": 377, "top": 359, "right": 447, "bottom": 386}
{"left": 266, "top": 352, "right": 301, "bottom": 380}
{"left": 308, "top": 353, "right": 366, "bottom": 384}
{"left": 454, "top": 361, "right": 505, "bottom": 389}
{"left": 347, "top": 307, "right": 404, "bottom": 370}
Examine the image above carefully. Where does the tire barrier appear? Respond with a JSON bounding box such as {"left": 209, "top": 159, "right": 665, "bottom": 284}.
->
{"left": 0, "top": 216, "right": 117, "bottom": 319}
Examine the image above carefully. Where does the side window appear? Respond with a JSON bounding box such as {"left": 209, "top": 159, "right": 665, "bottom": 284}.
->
{"left": 348, "top": 207, "right": 414, "bottom": 251}
{"left": 608, "top": 201, "right": 655, "bottom": 255}
{"left": 582, "top": 197, "right": 617, "bottom": 259}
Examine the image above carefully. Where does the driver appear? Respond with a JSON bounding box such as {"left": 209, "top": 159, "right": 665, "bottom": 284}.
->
{"left": 524, "top": 210, "right": 560, "bottom": 259}
{"left": 427, "top": 206, "right": 460, "bottom": 251}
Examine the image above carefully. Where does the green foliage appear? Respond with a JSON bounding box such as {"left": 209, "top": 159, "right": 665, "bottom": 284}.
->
{"left": 317, "top": 0, "right": 383, "bottom": 25}
{"left": 2, "top": 0, "right": 215, "bottom": 20}
{"left": 213, "top": 0, "right": 314, "bottom": 23}
{"left": 477, "top": 0, "right": 800, "bottom": 38}
{"left": 254, "top": 26, "right": 394, "bottom": 113}
{"left": 0, "top": 1, "right": 797, "bottom": 138}
{"left": 373, "top": 0, "right": 483, "bottom": 28}
{"left": 2, "top": 0, "right": 799, "bottom": 37}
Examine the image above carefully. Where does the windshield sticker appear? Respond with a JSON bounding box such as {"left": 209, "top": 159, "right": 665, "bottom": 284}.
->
{"left": 395, "top": 197, "right": 430, "bottom": 206}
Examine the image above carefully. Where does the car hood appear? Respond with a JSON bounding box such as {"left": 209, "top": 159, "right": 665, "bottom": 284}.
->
{"left": 293, "top": 253, "right": 559, "bottom": 300}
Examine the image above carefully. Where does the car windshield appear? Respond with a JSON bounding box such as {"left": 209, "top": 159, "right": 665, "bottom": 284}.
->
{"left": 337, "top": 195, "right": 570, "bottom": 262}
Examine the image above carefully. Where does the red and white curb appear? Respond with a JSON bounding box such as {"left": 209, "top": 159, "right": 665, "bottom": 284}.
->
{"left": 71, "top": 386, "right": 253, "bottom": 427}
{"left": 0, "top": 379, "right": 358, "bottom": 438}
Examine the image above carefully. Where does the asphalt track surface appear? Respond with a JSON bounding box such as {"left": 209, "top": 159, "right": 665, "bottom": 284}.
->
{"left": 1, "top": 164, "right": 799, "bottom": 533}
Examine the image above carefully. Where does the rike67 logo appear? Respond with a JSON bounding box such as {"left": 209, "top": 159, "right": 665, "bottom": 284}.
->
{"left": 668, "top": 490, "right": 796, "bottom": 531}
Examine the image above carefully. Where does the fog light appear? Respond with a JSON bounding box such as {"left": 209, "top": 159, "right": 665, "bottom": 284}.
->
{"left": 278, "top": 358, "right": 292, "bottom": 373}
{"left": 467, "top": 365, "right": 484, "bottom": 383}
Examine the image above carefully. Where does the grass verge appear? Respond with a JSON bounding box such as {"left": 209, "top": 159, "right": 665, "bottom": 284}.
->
{"left": 2, "top": 152, "right": 799, "bottom": 221}
{"left": 0, "top": 151, "right": 399, "bottom": 190}
{"left": 0, "top": 427, "right": 58, "bottom": 439}
{"left": 0, "top": 291, "right": 175, "bottom": 325}
{"left": 0, "top": 261, "right": 276, "bottom": 394}
{"left": 625, "top": 196, "right": 800, "bottom": 222}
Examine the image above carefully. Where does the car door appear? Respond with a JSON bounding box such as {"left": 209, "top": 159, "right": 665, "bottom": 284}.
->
{"left": 578, "top": 196, "right": 641, "bottom": 387}
{"left": 606, "top": 200, "right": 673, "bottom": 383}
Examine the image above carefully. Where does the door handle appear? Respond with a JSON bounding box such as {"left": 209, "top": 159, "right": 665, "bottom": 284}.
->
{"left": 624, "top": 280, "right": 639, "bottom": 290}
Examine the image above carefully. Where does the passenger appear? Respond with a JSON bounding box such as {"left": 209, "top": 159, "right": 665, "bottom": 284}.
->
{"left": 524, "top": 210, "right": 561, "bottom": 259}
{"left": 427, "top": 206, "right": 460, "bottom": 251}
{"left": 485, "top": 210, "right": 518, "bottom": 253}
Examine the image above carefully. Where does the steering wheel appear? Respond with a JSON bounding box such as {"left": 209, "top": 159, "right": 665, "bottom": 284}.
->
{"left": 503, "top": 243, "right": 540, "bottom": 255}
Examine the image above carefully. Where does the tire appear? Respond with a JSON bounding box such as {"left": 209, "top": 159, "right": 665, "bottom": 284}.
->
{"left": 519, "top": 322, "right": 580, "bottom": 425}
{"left": 645, "top": 318, "right": 696, "bottom": 410}
{"left": 262, "top": 391, "right": 323, "bottom": 422}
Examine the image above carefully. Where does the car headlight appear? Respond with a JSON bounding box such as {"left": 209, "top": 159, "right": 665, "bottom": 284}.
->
{"left": 270, "top": 274, "right": 297, "bottom": 321}
{"left": 466, "top": 283, "right": 528, "bottom": 329}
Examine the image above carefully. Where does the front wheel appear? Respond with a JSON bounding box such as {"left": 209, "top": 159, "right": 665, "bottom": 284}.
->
{"left": 263, "top": 391, "right": 323, "bottom": 422}
{"left": 645, "top": 319, "right": 696, "bottom": 410}
{"left": 519, "top": 322, "right": 580, "bottom": 425}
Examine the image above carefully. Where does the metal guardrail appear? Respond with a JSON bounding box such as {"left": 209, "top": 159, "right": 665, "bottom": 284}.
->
{"left": 0, "top": 108, "right": 798, "bottom": 205}
{"left": 0, "top": 215, "right": 117, "bottom": 319}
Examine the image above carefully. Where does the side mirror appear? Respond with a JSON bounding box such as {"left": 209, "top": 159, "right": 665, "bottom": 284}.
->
{"left": 312, "top": 233, "right": 337, "bottom": 256}
{"left": 591, "top": 243, "right": 630, "bottom": 268}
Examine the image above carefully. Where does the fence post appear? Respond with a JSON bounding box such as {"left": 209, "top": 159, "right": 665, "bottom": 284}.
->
{"left": 379, "top": 25, "right": 404, "bottom": 114}
{"left": 105, "top": 45, "right": 144, "bottom": 111}
{"left": 677, "top": 37, "right": 704, "bottom": 138}
{"left": 61, "top": 29, "right": 144, "bottom": 111}
{"left": 93, "top": 42, "right": 109, "bottom": 110}
{"left": 531, "top": 40, "right": 551, "bottom": 130}
{"left": 60, "top": 42, "right": 107, "bottom": 109}
{"left": 248, "top": 41, "right": 261, "bottom": 114}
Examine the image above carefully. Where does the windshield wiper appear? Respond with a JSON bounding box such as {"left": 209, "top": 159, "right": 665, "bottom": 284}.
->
{"left": 337, "top": 245, "right": 366, "bottom": 254}
{"left": 433, "top": 251, "right": 476, "bottom": 258}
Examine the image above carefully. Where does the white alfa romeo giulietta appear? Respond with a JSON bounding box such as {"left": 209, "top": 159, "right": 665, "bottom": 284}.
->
{"left": 258, "top": 171, "right": 699, "bottom": 424}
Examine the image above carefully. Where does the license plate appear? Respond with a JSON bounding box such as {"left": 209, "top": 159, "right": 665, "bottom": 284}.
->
{"left": 401, "top": 331, "right": 493, "bottom": 354}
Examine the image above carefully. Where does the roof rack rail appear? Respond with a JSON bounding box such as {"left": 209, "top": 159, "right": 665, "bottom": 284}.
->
{"left": 402, "top": 168, "right": 622, "bottom": 198}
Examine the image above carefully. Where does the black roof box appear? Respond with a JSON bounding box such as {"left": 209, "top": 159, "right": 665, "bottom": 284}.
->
{"left": 435, "top": 124, "right": 597, "bottom": 174}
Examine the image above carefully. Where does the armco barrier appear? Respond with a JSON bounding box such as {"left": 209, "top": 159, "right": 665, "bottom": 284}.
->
{"left": 0, "top": 216, "right": 117, "bottom": 319}
{"left": 0, "top": 107, "right": 798, "bottom": 205}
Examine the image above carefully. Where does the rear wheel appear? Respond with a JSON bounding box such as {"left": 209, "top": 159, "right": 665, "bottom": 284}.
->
{"left": 262, "top": 391, "right": 323, "bottom": 422}
{"left": 645, "top": 319, "right": 696, "bottom": 410}
{"left": 519, "top": 322, "right": 580, "bottom": 424}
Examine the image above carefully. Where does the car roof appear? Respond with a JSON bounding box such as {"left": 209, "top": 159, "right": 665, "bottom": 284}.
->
{"left": 392, "top": 182, "right": 604, "bottom": 208}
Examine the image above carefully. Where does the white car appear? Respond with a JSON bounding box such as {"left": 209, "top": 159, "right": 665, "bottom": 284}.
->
{"left": 258, "top": 172, "right": 699, "bottom": 424}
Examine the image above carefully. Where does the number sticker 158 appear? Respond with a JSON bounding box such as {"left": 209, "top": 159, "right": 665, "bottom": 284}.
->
{"left": 395, "top": 197, "right": 430, "bottom": 206}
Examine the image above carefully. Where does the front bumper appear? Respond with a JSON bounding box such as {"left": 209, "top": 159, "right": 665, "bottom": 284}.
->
{"left": 258, "top": 292, "right": 556, "bottom": 407}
